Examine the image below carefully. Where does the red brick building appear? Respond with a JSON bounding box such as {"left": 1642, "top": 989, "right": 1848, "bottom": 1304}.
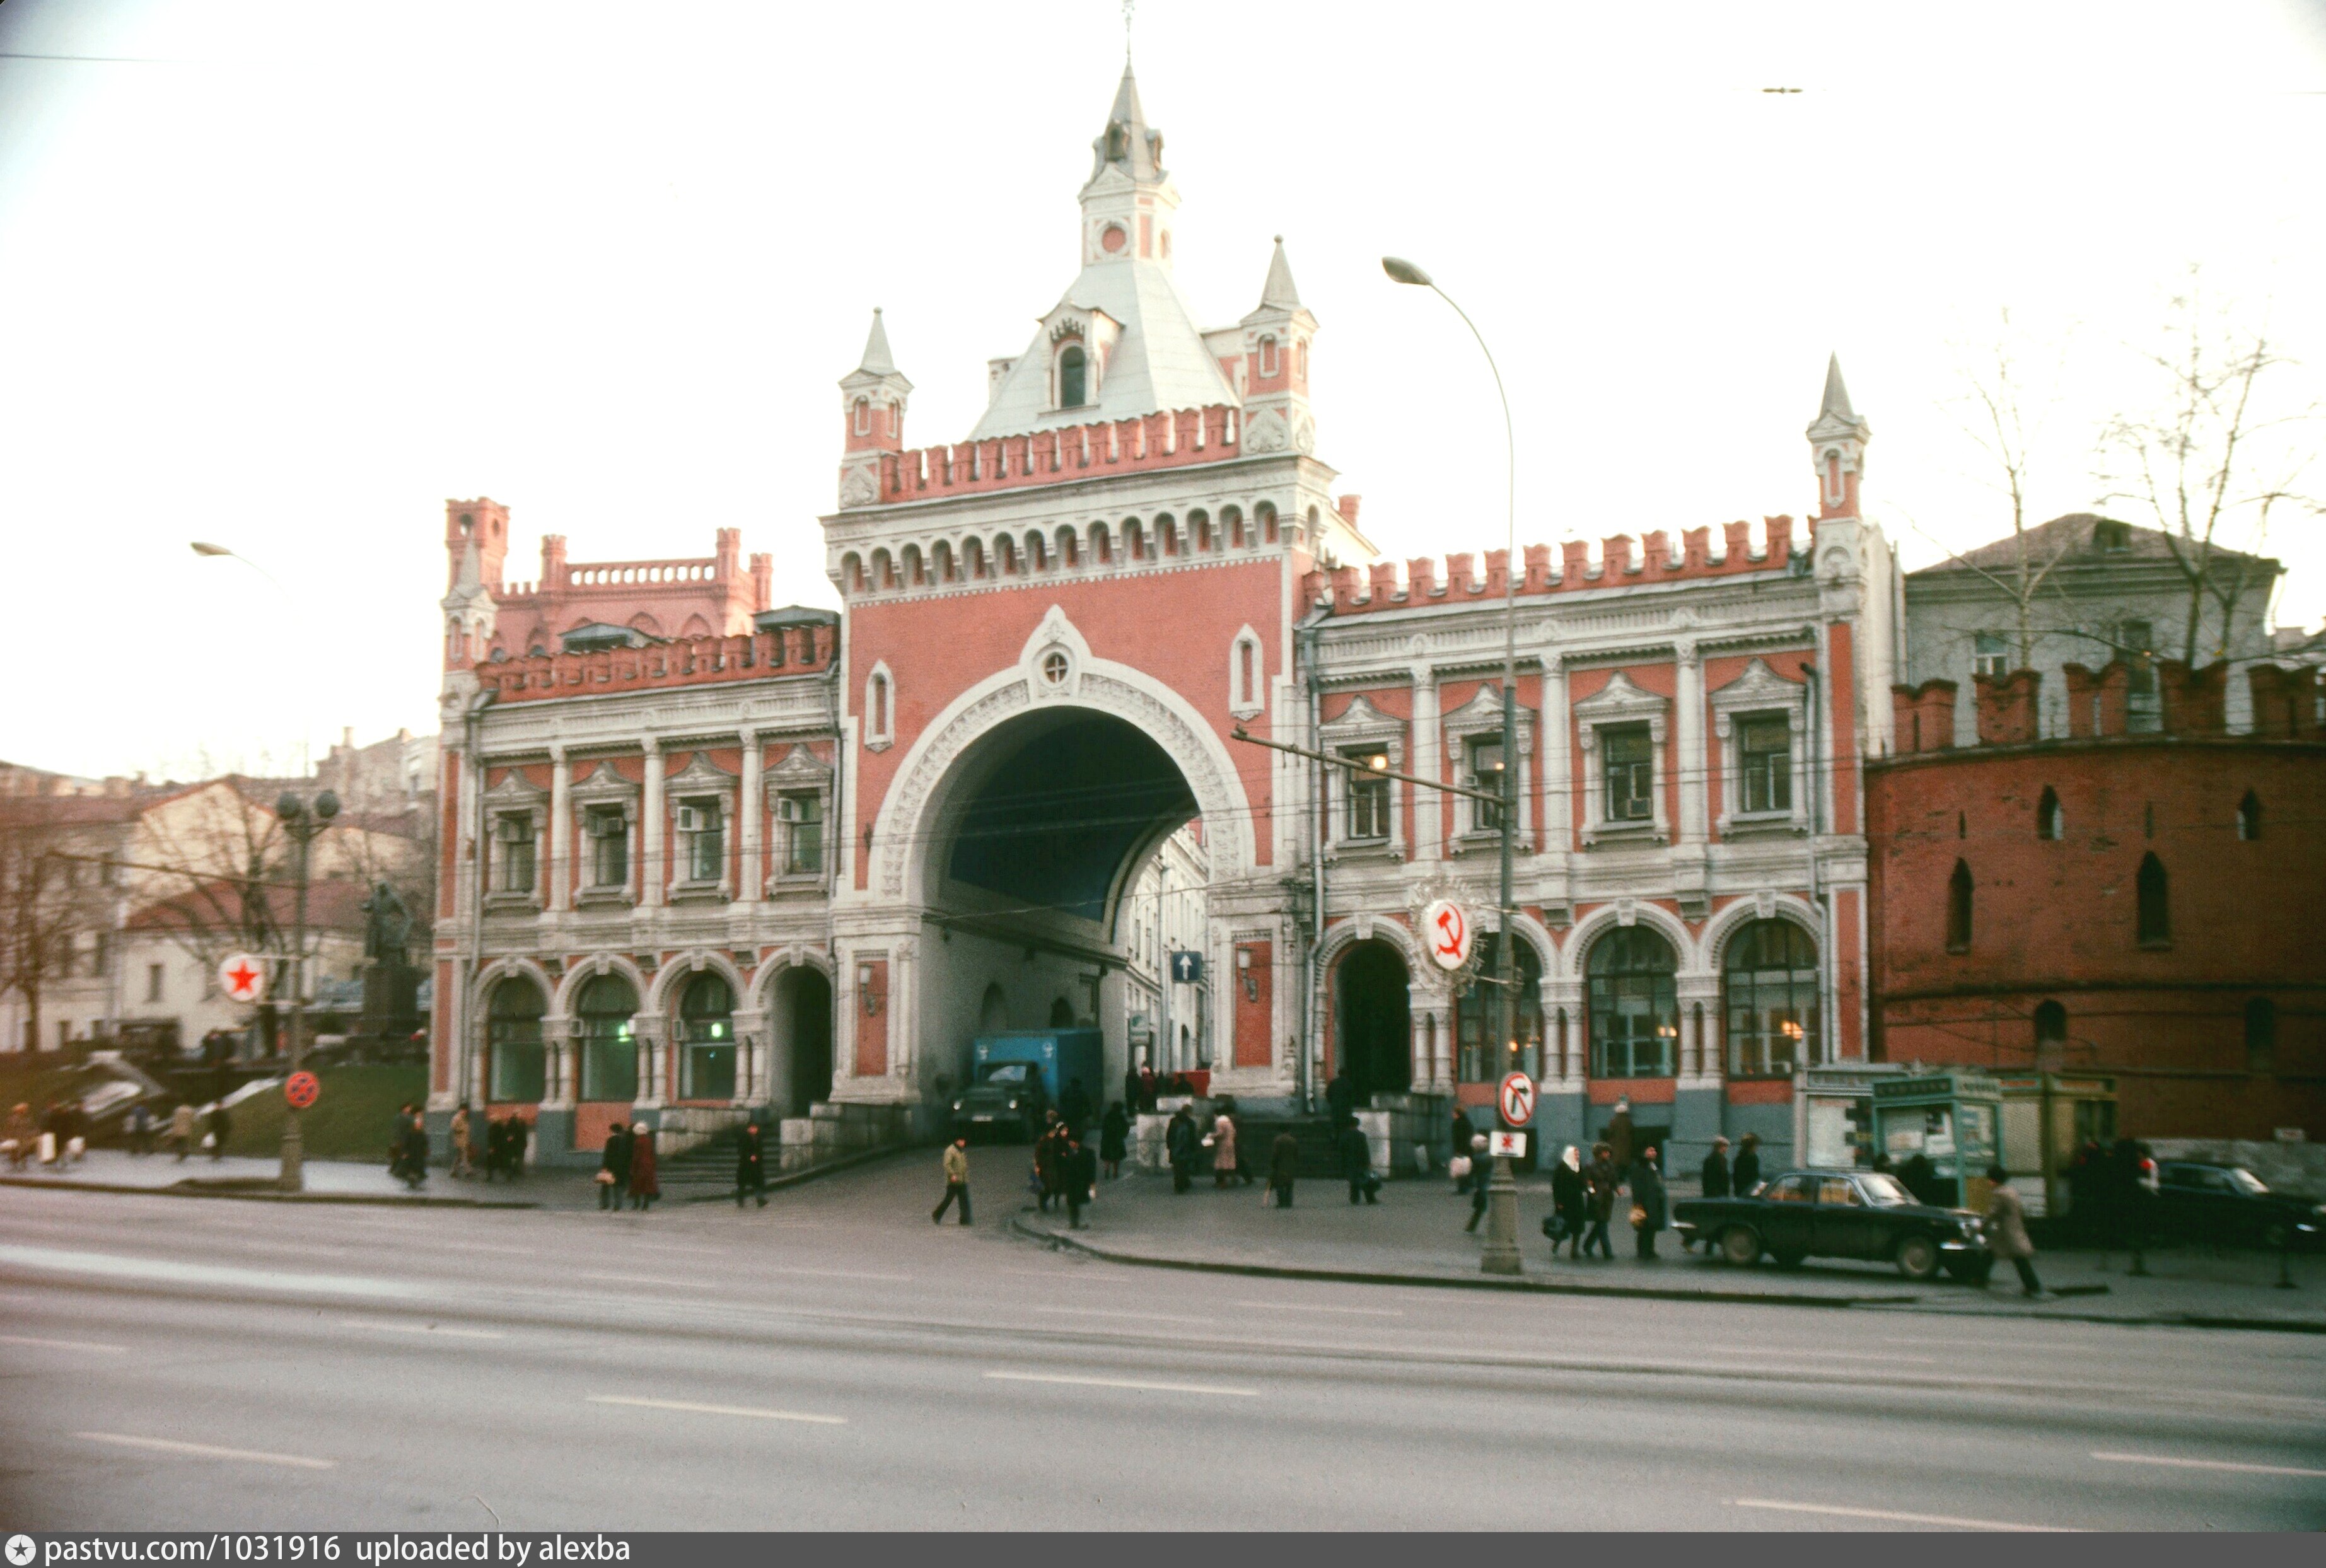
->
{"left": 1869, "top": 663, "right": 2325, "bottom": 1140}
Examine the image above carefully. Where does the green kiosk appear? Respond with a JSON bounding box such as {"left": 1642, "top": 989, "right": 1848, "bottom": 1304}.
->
{"left": 1871, "top": 1071, "right": 2003, "bottom": 1212}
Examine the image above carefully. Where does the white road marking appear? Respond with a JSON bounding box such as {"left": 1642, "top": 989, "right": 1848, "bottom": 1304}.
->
{"left": 0, "top": 1332, "right": 129, "bottom": 1353}
{"left": 1732, "top": 1499, "right": 2077, "bottom": 1531}
{"left": 760, "top": 1265, "right": 912, "bottom": 1283}
{"left": 1034, "top": 1305, "right": 1212, "bottom": 1325}
{"left": 574, "top": 1271, "right": 714, "bottom": 1289}
{"left": 2092, "top": 1451, "right": 2326, "bottom": 1479}
{"left": 340, "top": 1320, "right": 506, "bottom": 1340}
{"left": 586, "top": 1395, "right": 844, "bottom": 1426}
{"left": 76, "top": 1432, "right": 334, "bottom": 1470}
{"left": 0, "top": 1244, "right": 407, "bottom": 1299}
{"left": 985, "top": 1371, "right": 1258, "bottom": 1397}
{"left": 1235, "top": 1301, "right": 1406, "bottom": 1317}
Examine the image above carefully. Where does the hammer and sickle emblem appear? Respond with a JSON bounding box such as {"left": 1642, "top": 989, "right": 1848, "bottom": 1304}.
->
{"left": 1434, "top": 905, "right": 1465, "bottom": 960}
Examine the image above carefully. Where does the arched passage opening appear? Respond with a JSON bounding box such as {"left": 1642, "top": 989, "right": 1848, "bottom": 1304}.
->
{"left": 769, "top": 966, "right": 833, "bottom": 1117}
{"left": 1334, "top": 940, "right": 1411, "bottom": 1105}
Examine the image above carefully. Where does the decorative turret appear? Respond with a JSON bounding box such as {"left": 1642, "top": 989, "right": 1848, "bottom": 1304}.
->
{"left": 1806, "top": 353, "right": 1871, "bottom": 520}
{"left": 1236, "top": 236, "right": 1317, "bottom": 458}
{"left": 443, "top": 498, "right": 509, "bottom": 594}
{"left": 1078, "top": 62, "right": 1180, "bottom": 272}
{"left": 839, "top": 309, "right": 913, "bottom": 508}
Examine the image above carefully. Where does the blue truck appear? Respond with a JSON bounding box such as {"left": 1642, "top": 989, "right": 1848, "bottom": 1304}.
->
{"left": 948, "top": 1029, "right": 1105, "bottom": 1142}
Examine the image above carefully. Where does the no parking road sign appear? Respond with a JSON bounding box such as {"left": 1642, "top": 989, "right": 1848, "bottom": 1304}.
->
{"left": 218, "top": 951, "right": 267, "bottom": 1004}
{"left": 283, "top": 1071, "right": 320, "bottom": 1110}
{"left": 1498, "top": 1072, "right": 1536, "bottom": 1127}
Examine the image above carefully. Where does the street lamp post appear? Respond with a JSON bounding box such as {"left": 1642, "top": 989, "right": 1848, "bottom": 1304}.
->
{"left": 1383, "top": 256, "right": 1524, "bottom": 1275}
{"left": 274, "top": 788, "right": 339, "bottom": 1192}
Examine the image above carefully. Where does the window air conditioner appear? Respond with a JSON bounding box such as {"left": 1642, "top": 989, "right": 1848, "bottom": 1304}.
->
{"left": 677, "top": 804, "right": 707, "bottom": 833}
{"left": 775, "top": 797, "right": 801, "bottom": 823}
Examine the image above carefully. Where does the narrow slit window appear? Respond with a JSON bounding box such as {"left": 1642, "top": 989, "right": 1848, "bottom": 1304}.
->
{"left": 2136, "top": 852, "right": 2170, "bottom": 946}
{"left": 1946, "top": 859, "right": 1973, "bottom": 953}
{"left": 2037, "top": 787, "right": 2064, "bottom": 840}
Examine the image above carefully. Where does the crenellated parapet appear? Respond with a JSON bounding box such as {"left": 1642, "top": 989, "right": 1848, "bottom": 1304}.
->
{"left": 475, "top": 625, "right": 835, "bottom": 704}
{"left": 854, "top": 405, "right": 1250, "bottom": 509}
{"left": 1301, "top": 517, "right": 1800, "bottom": 614}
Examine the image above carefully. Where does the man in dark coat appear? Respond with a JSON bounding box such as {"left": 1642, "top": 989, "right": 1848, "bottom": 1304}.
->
{"left": 1701, "top": 1136, "right": 1733, "bottom": 1199}
{"left": 1450, "top": 1108, "right": 1477, "bottom": 1192}
{"left": 735, "top": 1119, "right": 767, "bottom": 1209}
{"left": 1581, "top": 1144, "right": 1619, "bottom": 1259}
{"left": 1629, "top": 1146, "right": 1667, "bottom": 1258}
{"left": 1137, "top": 1063, "right": 1158, "bottom": 1113}
{"left": 1268, "top": 1129, "right": 1302, "bottom": 1209}
{"left": 1062, "top": 1135, "right": 1097, "bottom": 1229}
{"left": 1122, "top": 1066, "right": 1143, "bottom": 1123}
{"left": 1165, "top": 1106, "right": 1198, "bottom": 1194}
{"left": 1899, "top": 1150, "right": 1939, "bottom": 1205}
{"left": 1099, "top": 1101, "right": 1129, "bottom": 1179}
{"left": 1605, "top": 1101, "right": 1636, "bottom": 1172}
{"left": 1324, "top": 1073, "right": 1356, "bottom": 1132}
{"left": 1339, "top": 1117, "right": 1378, "bottom": 1205}
{"left": 600, "top": 1123, "right": 632, "bottom": 1212}
{"left": 398, "top": 1113, "right": 430, "bottom": 1191}
{"left": 1548, "top": 1146, "right": 1588, "bottom": 1258}
{"left": 1061, "top": 1077, "right": 1091, "bottom": 1137}
{"left": 1731, "top": 1132, "right": 1762, "bottom": 1195}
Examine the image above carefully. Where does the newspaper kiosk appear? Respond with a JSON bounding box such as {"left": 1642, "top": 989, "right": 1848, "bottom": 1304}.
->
{"left": 1871, "top": 1071, "right": 2003, "bottom": 1211}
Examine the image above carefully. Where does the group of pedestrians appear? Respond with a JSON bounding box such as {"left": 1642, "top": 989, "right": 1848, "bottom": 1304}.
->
{"left": 595, "top": 1122, "right": 660, "bottom": 1211}
{"left": 1535, "top": 1141, "right": 1680, "bottom": 1260}
{"left": 446, "top": 1104, "right": 532, "bottom": 1182}
{"left": 1031, "top": 1110, "right": 1102, "bottom": 1228}
{"left": 388, "top": 1103, "right": 431, "bottom": 1190}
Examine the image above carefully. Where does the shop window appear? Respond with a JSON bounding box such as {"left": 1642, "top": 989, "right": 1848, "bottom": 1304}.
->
{"left": 1456, "top": 934, "right": 1542, "bottom": 1081}
{"left": 1586, "top": 927, "right": 1677, "bottom": 1078}
{"left": 576, "top": 973, "right": 638, "bottom": 1101}
{"left": 2136, "top": 852, "right": 2170, "bottom": 947}
{"left": 678, "top": 972, "right": 736, "bottom": 1101}
{"left": 1946, "top": 859, "right": 1974, "bottom": 952}
{"left": 1724, "top": 919, "right": 1819, "bottom": 1076}
{"left": 487, "top": 977, "right": 547, "bottom": 1103}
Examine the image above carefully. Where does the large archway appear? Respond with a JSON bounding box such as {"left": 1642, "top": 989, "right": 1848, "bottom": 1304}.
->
{"left": 1334, "top": 940, "right": 1411, "bottom": 1104}
{"left": 769, "top": 966, "right": 833, "bottom": 1117}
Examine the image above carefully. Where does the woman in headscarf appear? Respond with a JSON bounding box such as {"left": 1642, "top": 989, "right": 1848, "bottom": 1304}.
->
{"left": 1549, "top": 1144, "right": 1589, "bottom": 1260}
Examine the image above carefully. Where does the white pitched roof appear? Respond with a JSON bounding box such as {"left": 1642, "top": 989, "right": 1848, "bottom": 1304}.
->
{"left": 970, "top": 256, "right": 1238, "bottom": 440}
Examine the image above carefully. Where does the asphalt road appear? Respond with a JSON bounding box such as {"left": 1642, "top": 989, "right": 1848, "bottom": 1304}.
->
{"left": 2, "top": 1156, "right": 2322, "bottom": 1531}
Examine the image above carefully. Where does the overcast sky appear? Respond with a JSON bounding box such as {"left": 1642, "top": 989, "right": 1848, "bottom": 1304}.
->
{"left": 3, "top": 0, "right": 2322, "bottom": 781}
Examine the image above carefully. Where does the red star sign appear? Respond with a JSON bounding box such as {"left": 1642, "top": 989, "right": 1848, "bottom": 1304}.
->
{"left": 225, "top": 961, "right": 260, "bottom": 999}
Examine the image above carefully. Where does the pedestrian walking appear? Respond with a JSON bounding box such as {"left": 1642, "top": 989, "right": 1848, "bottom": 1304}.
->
{"left": 1606, "top": 1099, "right": 1635, "bottom": 1172}
{"left": 1099, "top": 1100, "right": 1129, "bottom": 1179}
{"left": 1464, "top": 1134, "right": 1492, "bottom": 1232}
{"left": 735, "top": 1118, "right": 768, "bottom": 1208}
{"left": 397, "top": 1109, "right": 429, "bottom": 1191}
{"left": 627, "top": 1126, "right": 660, "bottom": 1211}
{"left": 1899, "top": 1150, "right": 1939, "bottom": 1206}
{"left": 1581, "top": 1144, "right": 1618, "bottom": 1260}
{"left": 207, "top": 1103, "right": 231, "bottom": 1161}
{"left": 1122, "top": 1066, "right": 1143, "bottom": 1122}
{"left": 2, "top": 1103, "right": 35, "bottom": 1171}
{"left": 1549, "top": 1144, "right": 1588, "bottom": 1258}
{"left": 1731, "top": 1132, "right": 1762, "bottom": 1195}
{"left": 127, "top": 1103, "right": 153, "bottom": 1156}
{"left": 1449, "top": 1108, "right": 1476, "bottom": 1193}
{"left": 1223, "top": 1098, "right": 1257, "bottom": 1185}
{"left": 933, "top": 1137, "right": 972, "bottom": 1225}
{"left": 1138, "top": 1062, "right": 1158, "bottom": 1113}
{"left": 168, "top": 1101, "right": 195, "bottom": 1163}
{"left": 1166, "top": 1105, "right": 1199, "bottom": 1194}
{"left": 503, "top": 1115, "right": 528, "bottom": 1179}
{"left": 1268, "top": 1128, "right": 1301, "bottom": 1209}
{"left": 1209, "top": 1107, "right": 1238, "bottom": 1189}
{"left": 1700, "top": 1136, "right": 1731, "bottom": 1199}
{"left": 1983, "top": 1163, "right": 2046, "bottom": 1298}
{"left": 1339, "top": 1117, "right": 1379, "bottom": 1205}
{"left": 1063, "top": 1135, "right": 1097, "bottom": 1229}
{"left": 1033, "top": 1115, "right": 1064, "bottom": 1212}
{"left": 449, "top": 1104, "right": 474, "bottom": 1179}
{"left": 1629, "top": 1145, "right": 1667, "bottom": 1259}
{"left": 598, "top": 1123, "right": 632, "bottom": 1211}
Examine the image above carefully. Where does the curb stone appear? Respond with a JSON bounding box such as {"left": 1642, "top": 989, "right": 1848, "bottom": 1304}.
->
{"left": 0, "top": 1174, "right": 539, "bottom": 1209}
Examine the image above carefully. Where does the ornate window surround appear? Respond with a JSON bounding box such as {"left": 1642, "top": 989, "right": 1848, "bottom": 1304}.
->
{"left": 765, "top": 743, "right": 834, "bottom": 893}
{"left": 663, "top": 752, "right": 739, "bottom": 903}
{"left": 1317, "top": 692, "right": 1405, "bottom": 857}
{"left": 1228, "top": 625, "right": 1265, "bottom": 721}
{"left": 1440, "top": 683, "right": 1534, "bottom": 852}
{"left": 863, "top": 661, "right": 895, "bottom": 752}
{"left": 567, "top": 758, "right": 641, "bottom": 907}
{"left": 1708, "top": 658, "right": 1811, "bottom": 839}
{"left": 480, "top": 769, "right": 548, "bottom": 915}
{"left": 1574, "top": 670, "right": 1670, "bottom": 847}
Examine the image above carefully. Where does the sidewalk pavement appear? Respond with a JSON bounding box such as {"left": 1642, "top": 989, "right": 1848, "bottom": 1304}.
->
{"left": 0, "top": 1148, "right": 546, "bottom": 1207}
{"left": 1016, "top": 1166, "right": 2326, "bottom": 1331}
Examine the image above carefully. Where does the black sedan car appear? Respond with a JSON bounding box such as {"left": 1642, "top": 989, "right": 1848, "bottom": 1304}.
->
{"left": 2155, "top": 1161, "right": 2325, "bottom": 1251}
{"left": 1673, "top": 1168, "right": 1989, "bottom": 1281}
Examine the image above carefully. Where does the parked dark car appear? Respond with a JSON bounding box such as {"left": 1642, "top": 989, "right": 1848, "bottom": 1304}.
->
{"left": 948, "top": 1060, "right": 1050, "bottom": 1142}
{"left": 1673, "top": 1168, "right": 1989, "bottom": 1281}
{"left": 2154, "top": 1161, "right": 2323, "bottom": 1251}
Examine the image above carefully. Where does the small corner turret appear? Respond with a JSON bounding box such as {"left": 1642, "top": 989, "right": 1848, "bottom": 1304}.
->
{"left": 1235, "top": 236, "right": 1317, "bottom": 458}
{"left": 839, "top": 308, "right": 914, "bottom": 508}
{"left": 1806, "top": 353, "right": 1871, "bottom": 520}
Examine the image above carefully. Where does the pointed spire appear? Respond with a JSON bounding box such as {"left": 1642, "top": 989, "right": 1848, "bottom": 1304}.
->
{"left": 1259, "top": 235, "right": 1302, "bottom": 311}
{"left": 858, "top": 307, "right": 897, "bottom": 376}
{"left": 1090, "top": 61, "right": 1165, "bottom": 184}
{"left": 1819, "top": 352, "right": 1856, "bottom": 420}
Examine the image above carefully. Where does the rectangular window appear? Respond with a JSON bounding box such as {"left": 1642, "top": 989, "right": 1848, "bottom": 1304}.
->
{"left": 781, "top": 792, "right": 824, "bottom": 876}
{"left": 1343, "top": 750, "right": 1390, "bottom": 840}
{"left": 1468, "top": 736, "right": 1506, "bottom": 833}
{"left": 1973, "top": 633, "right": 2009, "bottom": 679}
{"left": 90, "top": 932, "right": 108, "bottom": 979}
{"left": 579, "top": 1030, "right": 637, "bottom": 1102}
{"left": 489, "top": 1024, "right": 546, "bottom": 1103}
{"left": 1603, "top": 726, "right": 1654, "bottom": 823}
{"left": 494, "top": 813, "right": 535, "bottom": 895}
{"left": 1738, "top": 715, "right": 1792, "bottom": 814}
{"left": 146, "top": 963, "right": 165, "bottom": 1003}
{"left": 586, "top": 807, "right": 629, "bottom": 888}
{"left": 677, "top": 798, "right": 724, "bottom": 883}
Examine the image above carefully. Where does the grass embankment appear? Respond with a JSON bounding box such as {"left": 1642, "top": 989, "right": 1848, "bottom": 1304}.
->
{"left": 219, "top": 1063, "right": 429, "bottom": 1161}
{"left": 0, "top": 1059, "right": 102, "bottom": 1118}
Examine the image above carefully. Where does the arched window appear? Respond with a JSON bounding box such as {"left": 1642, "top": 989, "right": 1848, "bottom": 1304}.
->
{"left": 865, "top": 670, "right": 892, "bottom": 746}
{"left": 2033, "top": 999, "right": 2067, "bottom": 1067}
{"left": 2037, "top": 786, "right": 2064, "bottom": 840}
{"left": 2136, "top": 852, "right": 2170, "bottom": 946}
{"left": 2245, "top": 997, "right": 2277, "bottom": 1073}
{"left": 1586, "top": 927, "right": 1678, "bottom": 1079}
{"left": 487, "top": 977, "right": 547, "bottom": 1103}
{"left": 2237, "top": 790, "right": 2262, "bottom": 841}
{"left": 1946, "top": 859, "right": 1974, "bottom": 952}
{"left": 1259, "top": 335, "right": 1279, "bottom": 378}
{"left": 1295, "top": 340, "right": 1307, "bottom": 380}
{"left": 678, "top": 971, "right": 736, "bottom": 1101}
{"left": 1457, "top": 934, "right": 1544, "bottom": 1081}
{"left": 576, "top": 973, "right": 639, "bottom": 1102}
{"left": 852, "top": 398, "right": 869, "bottom": 436}
{"left": 1057, "top": 345, "right": 1087, "bottom": 407}
{"left": 1724, "top": 920, "right": 1819, "bottom": 1077}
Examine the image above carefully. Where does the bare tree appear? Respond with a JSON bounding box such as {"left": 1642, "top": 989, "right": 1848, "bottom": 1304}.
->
{"left": 136, "top": 782, "right": 294, "bottom": 1023}
{"left": 2098, "top": 273, "right": 2320, "bottom": 667}
{"left": 0, "top": 814, "right": 102, "bottom": 1053}
{"left": 1946, "top": 311, "right": 2078, "bottom": 668}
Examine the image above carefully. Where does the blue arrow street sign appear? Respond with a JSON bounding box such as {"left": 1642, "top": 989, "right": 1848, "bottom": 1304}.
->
{"left": 1170, "top": 951, "right": 1204, "bottom": 984}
